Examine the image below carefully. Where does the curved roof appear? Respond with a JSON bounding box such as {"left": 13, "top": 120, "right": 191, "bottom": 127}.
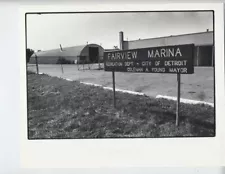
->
{"left": 31, "top": 44, "right": 102, "bottom": 58}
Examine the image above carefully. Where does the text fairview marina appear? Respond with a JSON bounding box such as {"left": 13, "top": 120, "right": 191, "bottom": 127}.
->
{"left": 107, "top": 47, "right": 183, "bottom": 60}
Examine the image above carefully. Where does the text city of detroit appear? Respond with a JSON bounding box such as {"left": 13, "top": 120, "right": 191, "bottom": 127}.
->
{"left": 105, "top": 48, "right": 187, "bottom": 66}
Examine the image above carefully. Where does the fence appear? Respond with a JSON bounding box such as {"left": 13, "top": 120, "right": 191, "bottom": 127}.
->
{"left": 27, "top": 55, "right": 39, "bottom": 74}
{"left": 77, "top": 56, "right": 104, "bottom": 71}
{"left": 27, "top": 55, "right": 105, "bottom": 74}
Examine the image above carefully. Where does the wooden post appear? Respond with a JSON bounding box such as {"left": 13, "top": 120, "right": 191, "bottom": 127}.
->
{"left": 35, "top": 54, "right": 39, "bottom": 74}
{"left": 60, "top": 63, "right": 64, "bottom": 74}
{"left": 112, "top": 70, "right": 116, "bottom": 108}
{"left": 98, "top": 56, "right": 100, "bottom": 69}
{"left": 176, "top": 73, "right": 181, "bottom": 126}
{"left": 77, "top": 57, "right": 80, "bottom": 70}
{"left": 196, "top": 46, "right": 199, "bottom": 66}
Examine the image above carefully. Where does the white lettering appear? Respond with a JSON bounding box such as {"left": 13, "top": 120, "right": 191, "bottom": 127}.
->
{"left": 124, "top": 61, "right": 134, "bottom": 66}
{"left": 164, "top": 61, "right": 170, "bottom": 66}
{"left": 148, "top": 50, "right": 154, "bottom": 58}
{"left": 127, "top": 52, "right": 131, "bottom": 59}
{"left": 168, "top": 48, "right": 174, "bottom": 57}
{"left": 106, "top": 62, "right": 123, "bottom": 67}
{"left": 142, "top": 61, "right": 151, "bottom": 66}
{"left": 172, "top": 68, "right": 177, "bottom": 73}
{"left": 161, "top": 49, "right": 166, "bottom": 57}
{"left": 183, "top": 68, "right": 187, "bottom": 73}
{"left": 155, "top": 61, "right": 160, "bottom": 66}
{"left": 152, "top": 68, "right": 165, "bottom": 73}
{"left": 169, "top": 68, "right": 175, "bottom": 73}
{"left": 132, "top": 51, "right": 138, "bottom": 59}
{"left": 164, "top": 60, "right": 188, "bottom": 66}
{"left": 136, "top": 68, "right": 143, "bottom": 72}
{"left": 169, "top": 68, "right": 187, "bottom": 73}
{"left": 111, "top": 53, "right": 115, "bottom": 60}
{"left": 175, "top": 48, "right": 182, "bottom": 57}
{"left": 127, "top": 67, "right": 143, "bottom": 72}
{"left": 121, "top": 53, "right": 125, "bottom": 59}
{"left": 155, "top": 50, "right": 160, "bottom": 57}
{"left": 147, "top": 47, "right": 183, "bottom": 58}
{"left": 117, "top": 52, "right": 120, "bottom": 59}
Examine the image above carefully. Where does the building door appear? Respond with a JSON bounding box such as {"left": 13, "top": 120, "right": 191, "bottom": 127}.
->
{"left": 89, "top": 47, "right": 99, "bottom": 63}
{"left": 198, "top": 46, "right": 213, "bottom": 66}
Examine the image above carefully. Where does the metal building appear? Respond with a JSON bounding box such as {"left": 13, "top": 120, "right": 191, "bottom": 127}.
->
{"left": 119, "top": 31, "right": 214, "bottom": 66}
{"left": 29, "top": 44, "right": 104, "bottom": 64}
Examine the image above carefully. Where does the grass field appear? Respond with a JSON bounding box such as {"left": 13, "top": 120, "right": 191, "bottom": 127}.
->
{"left": 27, "top": 72, "right": 215, "bottom": 139}
{"left": 27, "top": 64, "right": 214, "bottom": 103}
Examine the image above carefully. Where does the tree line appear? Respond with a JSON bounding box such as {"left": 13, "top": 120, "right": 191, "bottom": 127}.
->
{"left": 26, "top": 48, "right": 34, "bottom": 63}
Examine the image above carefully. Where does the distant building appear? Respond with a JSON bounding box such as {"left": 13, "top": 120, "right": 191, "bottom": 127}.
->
{"left": 119, "top": 30, "right": 214, "bottom": 66}
{"left": 29, "top": 44, "right": 104, "bottom": 64}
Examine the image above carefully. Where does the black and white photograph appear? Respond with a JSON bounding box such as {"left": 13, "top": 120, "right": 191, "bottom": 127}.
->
{"left": 26, "top": 11, "right": 215, "bottom": 139}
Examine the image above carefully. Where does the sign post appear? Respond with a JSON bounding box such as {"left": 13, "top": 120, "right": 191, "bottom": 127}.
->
{"left": 60, "top": 63, "right": 64, "bottom": 74}
{"left": 176, "top": 73, "right": 181, "bottom": 126}
{"left": 35, "top": 54, "right": 39, "bottom": 74}
{"left": 112, "top": 70, "right": 116, "bottom": 108}
{"left": 98, "top": 56, "right": 101, "bottom": 70}
{"left": 104, "top": 44, "right": 194, "bottom": 125}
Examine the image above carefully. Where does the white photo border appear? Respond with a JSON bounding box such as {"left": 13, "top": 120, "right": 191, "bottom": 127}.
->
{"left": 20, "top": 3, "right": 225, "bottom": 168}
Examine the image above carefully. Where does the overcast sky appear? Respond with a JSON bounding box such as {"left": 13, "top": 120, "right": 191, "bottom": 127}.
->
{"left": 27, "top": 11, "right": 213, "bottom": 51}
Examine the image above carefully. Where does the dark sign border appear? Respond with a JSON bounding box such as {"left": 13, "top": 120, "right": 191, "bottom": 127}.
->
{"left": 104, "top": 44, "right": 195, "bottom": 74}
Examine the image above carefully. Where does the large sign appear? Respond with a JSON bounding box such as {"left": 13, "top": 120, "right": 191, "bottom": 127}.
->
{"left": 104, "top": 44, "right": 194, "bottom": 74}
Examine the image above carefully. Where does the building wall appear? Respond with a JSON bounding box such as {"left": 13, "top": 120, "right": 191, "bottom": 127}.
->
{"left": 123, "top": 32, "right": 213, "bottom": 67}
{"left": 125, "top": 31, "right": 213, "bottom": 50}
{"left": 29, "top": 56, "right": 77, "bottom": 64}
{"left": 198, "top": 46, "right": 213, "bottom": 66}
